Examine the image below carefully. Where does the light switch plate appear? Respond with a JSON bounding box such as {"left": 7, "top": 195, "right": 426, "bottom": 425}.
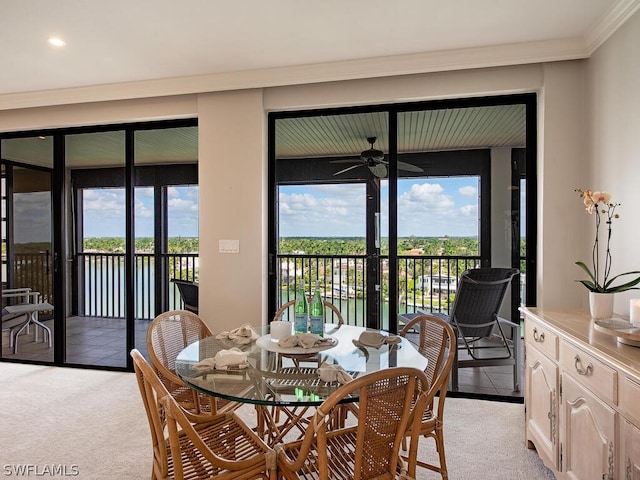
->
{"left": 219, "top": 239, "right": 240, "bottom": 253}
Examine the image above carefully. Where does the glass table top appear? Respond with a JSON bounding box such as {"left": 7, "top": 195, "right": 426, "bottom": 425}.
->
{"left": 175, "top": 323, "right": 428, "bottom": 407}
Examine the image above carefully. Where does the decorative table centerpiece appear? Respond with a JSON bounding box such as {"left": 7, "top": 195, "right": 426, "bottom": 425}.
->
{"left": 575, "top": 189, "right": 640, "bottom": 318}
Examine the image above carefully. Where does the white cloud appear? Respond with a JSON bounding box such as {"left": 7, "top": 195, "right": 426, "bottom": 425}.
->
{"left": 460, "top": 204, "right": 478, "bottom": 217}
{"left": 279, "top": 185, "right": 366, "bottom": 236}
{"left": 398, "top": 183, "right": 455, "bottom": 213}
{"left": 458, "top": 185, "right": 477, "bottom": 197}
{"left": 81, "top": 187, "right": 199, "bottom": 237}
{"left": 395, "top": 182, "right": 478, "bottom": 237}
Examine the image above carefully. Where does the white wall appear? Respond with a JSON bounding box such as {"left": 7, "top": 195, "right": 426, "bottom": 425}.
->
{"left": 0, "top": 95, "right": 197, "bottom": 132}
{"left": 197, "top": 90, "right": 267, "bottom": 332}
{"left": 585, "top": 10, "right": 640, "bottom": 316}
{"left": 537, "top": 61, "right": 588, "bottom": 310}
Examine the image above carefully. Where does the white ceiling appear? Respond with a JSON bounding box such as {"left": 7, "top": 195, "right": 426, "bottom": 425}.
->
{"left": 1, "top": 0, "right": 639, "bottom": 100}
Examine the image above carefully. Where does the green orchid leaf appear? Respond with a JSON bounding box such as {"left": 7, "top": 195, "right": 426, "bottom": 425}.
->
{"left": 603, "top": 271, "right": 640, "bottom": 293}
{"left": 575, "top": 261, "right": 597, "bottom": 285}
{"left": 577, "top": 279, "right": 597, "bottom": 291}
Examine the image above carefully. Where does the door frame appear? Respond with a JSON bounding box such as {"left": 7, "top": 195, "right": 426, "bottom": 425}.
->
{"left": 268, "top": 93, "right": 537, "bottom": 331}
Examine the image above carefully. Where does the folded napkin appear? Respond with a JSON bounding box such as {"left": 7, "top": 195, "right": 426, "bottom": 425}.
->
{"left": 215, "top": 324, "right": 259, "bottom": 345}
{"left": 352, "top": 331, "right": 402, "bottom": 349}
{"left": 317, "top": 362, "right": 353, "bottom": 384}
{"left": 278, "top": 333, "right": 334, "bottom": 349}
{"left": 192, "top": 347, "right": 249, "bottom": 371}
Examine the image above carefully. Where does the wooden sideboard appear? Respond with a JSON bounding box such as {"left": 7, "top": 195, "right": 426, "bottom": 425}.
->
{"left": 522, "top": 307, "right": 640, "bottom": 480}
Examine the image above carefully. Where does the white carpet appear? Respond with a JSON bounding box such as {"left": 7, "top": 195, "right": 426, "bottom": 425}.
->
{"left": 0, "top": 363, "right": 555, "bottom": 479}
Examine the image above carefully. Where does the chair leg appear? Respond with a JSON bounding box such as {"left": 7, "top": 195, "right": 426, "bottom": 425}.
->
{"left": 450, "top": 347, "right": 459, "bottom": 391}
{"left": 436, "top": 423, "right": 448, "bottom": 479}
{"left": 511, "top": 322, "right": 522, "bottom": 391}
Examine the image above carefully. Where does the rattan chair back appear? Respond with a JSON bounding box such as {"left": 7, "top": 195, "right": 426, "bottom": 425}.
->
{"left": 132, "top": 348, "right": 276, "bottom": 480}
{"left": 131, "top": 348, "right": 176, "bottom": 480}
{"left": 400, "top": 314, "right": 456, "bottom": 478}
{"left": 147, "top": 310, "right": 230, "bottom": 415}
{"left": 276, "top": 366, "right": 430, "bottom": 480}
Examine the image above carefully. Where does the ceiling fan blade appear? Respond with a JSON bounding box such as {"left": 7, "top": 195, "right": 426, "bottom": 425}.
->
{"left": 369, "top": 163, "right": 388, "bottom": 178}
{"left": 329, "top": 158, "right": 364, "bottom": 164}
{"left": 334, "top": 164, "right": 365, "bottom": 176}
{"left": 397, "top": 161, "right": 424, "bottom": 173}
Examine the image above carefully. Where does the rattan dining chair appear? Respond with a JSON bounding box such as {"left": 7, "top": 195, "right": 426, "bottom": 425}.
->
{"left": 399, "top": 313, "right": 456, "bottom": 479}
{"left": 147, "top": 309, "right": 237, "bottom": 415}
{"left": 275, "top": 366, "right": 430, "bottom": 480}
{"left": 131, "top": 349, "right": 276, "bottom": 480}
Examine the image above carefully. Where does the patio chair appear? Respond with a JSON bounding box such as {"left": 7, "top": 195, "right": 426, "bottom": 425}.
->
{"left": 171, "top": 279, "right": 198, "bottom": 314}
{"left": 275, "top": 366, "right": 430, "bottom": 480}
{"left": 130, "top": 349, "right": 276, "bottom": 480}
{"left": 428, "top": 267, "right": 521, "bottom": 391}
{"left": 147, "top": 310, "right": 237, "bottom": 415}
{"left": 2, "top": 288, "right": 43, "bottom": 354}
{"left": 399, "top": 314, "right": 456, "bottom": 479}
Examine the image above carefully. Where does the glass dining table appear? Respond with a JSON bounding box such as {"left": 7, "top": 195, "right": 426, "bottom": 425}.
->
{"left": 175, "top": 323, "right": 428, "bottom": 445}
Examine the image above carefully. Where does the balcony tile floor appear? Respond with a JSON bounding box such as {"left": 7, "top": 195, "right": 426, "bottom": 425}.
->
{"left": 2, "top": 315, "right": 524, "bottom": 401}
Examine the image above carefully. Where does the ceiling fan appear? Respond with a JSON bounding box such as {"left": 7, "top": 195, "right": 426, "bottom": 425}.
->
{"left": 331, "top": 137, "right": 424, "bottom": 178}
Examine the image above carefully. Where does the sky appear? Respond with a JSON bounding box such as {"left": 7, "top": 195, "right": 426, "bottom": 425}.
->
{"left": 81, "top": 186, "right": 199, "bottom": 238}
{"left": 279, "top": 177, "right": 481, "bottom": 237}
{"left": 12, "top": 177, "right": 525, "bottom": 242}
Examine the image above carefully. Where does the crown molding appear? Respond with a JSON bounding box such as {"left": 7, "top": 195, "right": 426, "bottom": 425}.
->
{"left": 585, "top": 0, "right": 640, "bottom": 54}
{"left": 0, "top": 37, "right": 594, "bottom": 112}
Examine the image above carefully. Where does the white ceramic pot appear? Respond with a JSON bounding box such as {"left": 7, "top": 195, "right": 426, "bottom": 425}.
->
{"left": 589, "top": 292, "right": 614, "bottom": 319}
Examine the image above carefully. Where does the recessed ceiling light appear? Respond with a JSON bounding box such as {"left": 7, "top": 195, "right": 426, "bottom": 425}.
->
{"left": 48, "top": 37, "right": 66, "bottom": 47}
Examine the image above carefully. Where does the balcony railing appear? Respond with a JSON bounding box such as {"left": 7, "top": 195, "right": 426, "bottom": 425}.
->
{"left": 10, "top": 252, "right": 198, "bottom": 320}
{"left": 12, "top": 252, "right": 519, "bottom": 326}
{"left": 277, "top": 254, "right": 483, "bottom": 328}
{"left": 78, "top": 252, "right": 198, "bottom": 319}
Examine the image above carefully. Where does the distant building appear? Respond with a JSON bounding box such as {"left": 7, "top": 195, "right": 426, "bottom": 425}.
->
{"left": 416, "top": 275, "right": 458, "bottom": 294}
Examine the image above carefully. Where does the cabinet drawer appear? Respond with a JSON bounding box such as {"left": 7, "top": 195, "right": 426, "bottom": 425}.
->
{"left": 560, "top": 340, "right": 617, "bottom": 404}
{"left": 620, "top": 376, "right": 640, "bottom": 425}
{"left": 525, "top": 317, "right": 559, "bottom": 360}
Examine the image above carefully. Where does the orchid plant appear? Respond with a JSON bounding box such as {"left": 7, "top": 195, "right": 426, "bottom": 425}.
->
{"left": 575, "top": 189, "right": 640, "bottom": 293}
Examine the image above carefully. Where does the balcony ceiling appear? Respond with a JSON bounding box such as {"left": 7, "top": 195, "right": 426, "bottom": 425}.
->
{"left": 3, "top": 105, "right": 526, "bottom": 168}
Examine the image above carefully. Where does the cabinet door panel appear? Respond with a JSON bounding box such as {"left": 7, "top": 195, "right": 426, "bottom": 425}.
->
{"left": 623, "top": 420, "right": 640, "bottom": 480}
{"left": 563, "top": 374, "right": 616, "bottom": 480}
{"left": 526, "top": 344, "right": 559, "bottom": 469}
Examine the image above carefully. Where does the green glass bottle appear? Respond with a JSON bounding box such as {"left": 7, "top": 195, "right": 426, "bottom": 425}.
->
{"left": 309, "top": 281, "right": 324, "bottom": 336}
{"left": 294, "top": 281, "right": 308, "bottom": 334}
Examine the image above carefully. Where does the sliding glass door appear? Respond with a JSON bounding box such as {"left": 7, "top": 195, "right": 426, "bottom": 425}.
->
{"left": 271, "top": 111, "right": 389, "bottom": 328}
{"left": 1, "top": 120, "right": 198, "bottom": 370}
{"left": 269, "top": 94, "right": 536, "bottom": 332}
{"left": 1, "top": 136, "right": 54, "bottom": 362}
